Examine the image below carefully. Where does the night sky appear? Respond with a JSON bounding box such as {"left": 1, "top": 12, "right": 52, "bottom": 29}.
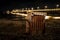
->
{"left": 0, "top": 0, "right": 60, "bottom": 11}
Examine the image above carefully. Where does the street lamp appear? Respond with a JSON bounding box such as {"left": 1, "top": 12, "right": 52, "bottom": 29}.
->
{"left": 25, "top": 8, "right": 27, "bottom": 10}
{"left": 56, "top": 4, "right": 59, "bottom": 8}
{"left": 6, "top": 10, "right": 10, "bottom": 14}
{"left": 44, "top": 6, "right": 48, "bottom": 9}
{"left": 31, "top": 7, "right": 33, "bottom": 10}
{"left": 37, "top": 6, "right": 39, "bottom": 9}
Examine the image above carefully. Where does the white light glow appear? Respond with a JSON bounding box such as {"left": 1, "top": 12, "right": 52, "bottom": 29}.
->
{"left": 37, "top": 7, "right": 39, "bottom": 9}
{"left": 6, "top": 10, "right": 10, "bottom": 14}
{"left": 53, "top": 17, "right": 60, "bottom": 19}
{"left": 45, "top": 16, "right": 60, "bottom": 19}
{"left": 44, "top": 6, "right": 48, "bottom": 8}
{"left": 31, "top": 7, "right": 33, "bottom": 10}
{"left": 56, "top": 4, "right": 59, "bottom": 8}
{"left": 45, "top": 16, "right": 52, "bottom": 19}
{"left": 11, "top": 13, "right": 27, "bottom": 16}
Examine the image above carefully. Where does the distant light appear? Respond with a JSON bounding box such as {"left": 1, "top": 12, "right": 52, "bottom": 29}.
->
{"left": 15, "top": 9, "right": 19, "bottom": 12}
{"left": 53, "top": 17, "right": 60, "bottom": 19}
{"left": 25, "top": 8, "right": 27, "bottom": 10}
{"left": 11, "top": 13, "right": 27, "bottom": 16}
{"left": 31, "top": 7, "right": 33, "bottom": 10}
{"left": 56, "top": 4, "right": 59, "bottom": 8}
{"left": 6, "top": 10, "right": 10, "bottom": 14}
{"left": 11, "top": 9, "right": 19, "bottom": 13}
{"left": 45, "top": 16, "right": 60, "bottom": 19}
{"left": 22, "top": 8, "right": 24, "bottom": 10}
{"left": 45, "top": 16, "right": 52, "bottom": 19}
{"left": 11, "top": 12, "right": 16, "bottom": 15}
{"left": 28, "top": 8, "right": 30, "bottom": 10}
{"left": 37, "top": 7, "right": 39, "bottom": 9}
{"left": 44, "top": 6, "right": 48, "bottom": 8}
{"left": 17, "top": 13, "right": 27, "bottom": 16}
{"left": 26, "top": 10, "right": 32, "bottom": 13}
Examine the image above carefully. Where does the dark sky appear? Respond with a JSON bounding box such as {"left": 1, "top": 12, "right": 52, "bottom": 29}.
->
{"left": 0, "top": 0, "right": 60, "bottom": 11}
